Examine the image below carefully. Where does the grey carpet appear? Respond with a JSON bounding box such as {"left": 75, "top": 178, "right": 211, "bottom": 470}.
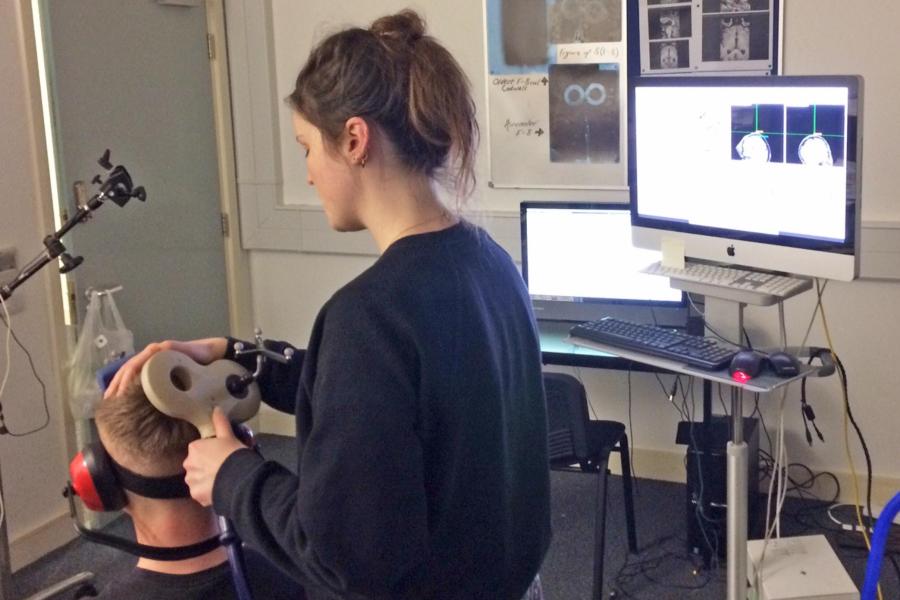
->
{"left": 11, "top": 434, "right": 897, "bottom": 599}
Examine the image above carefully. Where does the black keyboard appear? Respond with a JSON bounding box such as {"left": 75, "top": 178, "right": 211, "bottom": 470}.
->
{"left": 569, "top": 317, "right": 738, "bottom": 370}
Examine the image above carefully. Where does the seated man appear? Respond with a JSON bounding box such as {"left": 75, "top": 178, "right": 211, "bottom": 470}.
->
{"left": 93, "top": 378, "right": 304, "bottom": 599}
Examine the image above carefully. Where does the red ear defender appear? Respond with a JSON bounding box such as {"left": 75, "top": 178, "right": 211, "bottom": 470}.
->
{"left": 68, "top": 443, "right": 127, "bottom": 512}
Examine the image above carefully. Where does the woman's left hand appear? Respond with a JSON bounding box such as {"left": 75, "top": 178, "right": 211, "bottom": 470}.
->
{"left": 184, "top": 407, "right": 247, "bottom": 506}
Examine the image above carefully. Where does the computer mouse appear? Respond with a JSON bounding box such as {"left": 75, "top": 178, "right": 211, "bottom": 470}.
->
{"left": 768, "top": 351, "right": 801, "bottom": 377}
{"left": 729, "top": 350, "right": 766, "bottom": 382}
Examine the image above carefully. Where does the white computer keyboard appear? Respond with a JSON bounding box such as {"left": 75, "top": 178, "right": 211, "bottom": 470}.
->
{"left": 642, "top": 261, "right": 813, "bottom": 305}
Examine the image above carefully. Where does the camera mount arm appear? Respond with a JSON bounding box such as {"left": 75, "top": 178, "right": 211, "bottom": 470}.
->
{"left": 0, "top": 150, "right": 146, "bottom": 302}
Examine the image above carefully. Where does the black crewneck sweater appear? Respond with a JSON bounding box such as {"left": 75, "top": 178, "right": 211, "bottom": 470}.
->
{"left": 217, "top": 222, "right": 551, "bottom": 600}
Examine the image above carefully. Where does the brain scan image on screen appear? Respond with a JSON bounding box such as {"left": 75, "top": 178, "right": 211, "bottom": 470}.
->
{"left": 735, "top": 131, "right": 771, "bottom": 161}
{"left": 731, "top": 103, "right": 784, "bottom": 162}
{"left": 786, "top": 104, "right": 846, "bottom": 167}
{"left": 798, "top": 134, "right": 834, "bottom": 166}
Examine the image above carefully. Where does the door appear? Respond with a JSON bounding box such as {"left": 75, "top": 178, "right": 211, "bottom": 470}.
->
{"left": 42, "top": 0, "right": 230, "bottom": 346}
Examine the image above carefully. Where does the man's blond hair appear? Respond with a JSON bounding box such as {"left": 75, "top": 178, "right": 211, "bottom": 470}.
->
{"left": 94, "top": 380, "right": 199, "bottom": 477}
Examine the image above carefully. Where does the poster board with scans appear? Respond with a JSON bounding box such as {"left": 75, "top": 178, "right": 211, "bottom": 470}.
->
{"left": 638, "top": 0, "right": 779, "bottom": 76}
{"left": 484, "top": 0, "right": 628, "bottom": 190}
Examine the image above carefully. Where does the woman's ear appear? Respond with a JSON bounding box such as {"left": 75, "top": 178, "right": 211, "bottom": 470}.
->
{"left": 343, "top": 117, "right": 371, "bottom": 166}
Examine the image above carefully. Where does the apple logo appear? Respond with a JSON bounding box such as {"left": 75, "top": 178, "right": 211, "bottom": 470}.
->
{"left": 727, "top": 245, "right": 736, "bottom": 257}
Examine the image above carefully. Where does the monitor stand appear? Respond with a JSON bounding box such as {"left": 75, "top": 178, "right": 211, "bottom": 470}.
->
{"left": 703, "top": 296, "right": 750, "bottom": 600}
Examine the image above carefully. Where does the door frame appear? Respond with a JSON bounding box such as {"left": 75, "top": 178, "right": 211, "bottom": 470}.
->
{"left": 206, "top": 0, "right": 254, "bottom": 340}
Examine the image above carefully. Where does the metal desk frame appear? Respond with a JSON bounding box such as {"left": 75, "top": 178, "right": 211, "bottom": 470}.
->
{"left": 543, "top": 293, "right": 825, "bottom": 600}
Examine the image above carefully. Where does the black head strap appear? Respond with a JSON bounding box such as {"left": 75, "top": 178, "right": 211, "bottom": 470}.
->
{"left": 74, "top": 524, "right": 222, "bottom": 561}
{"left": 63, "top": 484, "right": 222, "bottom": 561}
{"left": 109, "top": 456, "right": 190, "bottom": 500}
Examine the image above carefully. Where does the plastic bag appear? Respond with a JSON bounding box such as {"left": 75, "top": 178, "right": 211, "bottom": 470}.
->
{"left": 67, "top": 290, "right": 135, "bottom": 419}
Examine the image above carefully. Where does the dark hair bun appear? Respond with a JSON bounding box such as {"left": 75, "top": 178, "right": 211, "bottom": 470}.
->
{"left": 290, "top": 7, "right": 477, "bottom": 201}
{"left": 370, "top": 9, "right": 426, "bottom": 45}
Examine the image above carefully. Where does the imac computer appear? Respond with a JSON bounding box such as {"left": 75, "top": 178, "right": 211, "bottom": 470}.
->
{"left": 628, "top": 75, "right": 863, "bottom": 281}
{"left": 520, "top": 201, "right": 687, "bottom": 327}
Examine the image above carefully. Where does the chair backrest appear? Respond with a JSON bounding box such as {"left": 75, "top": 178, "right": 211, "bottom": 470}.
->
{"left": 543, "top": 372, "right": 592, "bottom": 462}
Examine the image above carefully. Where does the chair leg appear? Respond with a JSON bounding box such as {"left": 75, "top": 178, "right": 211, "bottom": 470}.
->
{"left": 617, "top": 435, "right": 639, "bottom": 554}
{"left": 592, "top": 454, "right": 610, "bottom": 600}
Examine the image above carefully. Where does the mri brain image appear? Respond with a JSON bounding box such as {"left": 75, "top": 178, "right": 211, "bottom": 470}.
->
{"left": 660, "top": 43, "right": 679, "bottom": 68}
{"left": 798, "top": 133, "right": 834, "bottom": 166}
{"left": 659, "top": 10, "right": 680, "bottom": 38}
{"left": 735, "top": 131, "right": 771, "bottom": 162}
{"left": 720, "top": 17, "right": 750, "bottom": 61}
{"left": 720, "top": 0, "right": 751, "bottom": 11}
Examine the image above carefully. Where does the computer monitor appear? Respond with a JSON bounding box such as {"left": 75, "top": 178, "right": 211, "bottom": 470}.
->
{"left": 520, "top": 201, "right": 686, "bottom": 325}
{"left": 629, "top": 75, "right": 863, "bottom": 281}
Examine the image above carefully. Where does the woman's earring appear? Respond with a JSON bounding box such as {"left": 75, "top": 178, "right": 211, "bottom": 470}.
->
{"left": 359, "top": 153, "right": 368, "bottom": 168}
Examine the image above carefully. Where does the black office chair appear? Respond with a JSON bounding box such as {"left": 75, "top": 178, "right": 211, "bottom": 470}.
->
{"left": 543, "top": 372, "right": 638, "bottom": 600}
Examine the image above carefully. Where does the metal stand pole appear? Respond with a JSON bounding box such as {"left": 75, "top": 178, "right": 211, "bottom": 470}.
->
{"left": 705, "top": 297, "right": 749, "bottom": 600}
{"left": 219, "top": 517, "right": 253, "bottom": 600}
{"left": 0, "top": 464, "right": 13, "bottom": 600}
{"left": 727, "top": 387, "right": 749, "bottom": 600}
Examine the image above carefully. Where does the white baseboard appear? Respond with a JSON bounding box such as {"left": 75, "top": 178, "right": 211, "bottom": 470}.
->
{"left": 258, "top": 406, "right": 295, "bottom": 436}
{"left": 610, "top": 446, "right": 686, "bottom": 485}
{"left": 10, "top": 510, "right": 78, "bottom": 572}
{"left": 613, "top": 446, "right": 900, "bottom": 507}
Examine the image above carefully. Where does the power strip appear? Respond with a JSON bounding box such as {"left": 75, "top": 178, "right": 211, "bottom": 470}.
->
{"left": 747, "top": 535, "right": 858, "bottom": 600}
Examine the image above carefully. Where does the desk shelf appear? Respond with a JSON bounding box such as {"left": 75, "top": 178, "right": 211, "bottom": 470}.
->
{"left": 564, "top": 335, "right": 817, "bottom": 393}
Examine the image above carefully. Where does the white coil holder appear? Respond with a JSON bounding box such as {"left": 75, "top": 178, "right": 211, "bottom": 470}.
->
{"left": 140, "top": 350, "right": 261, "bottom": 438}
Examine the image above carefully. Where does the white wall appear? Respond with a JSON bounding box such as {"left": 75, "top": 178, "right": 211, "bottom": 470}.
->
{"left": 4, "top": 0, "right": 899, "bottom": 572}
{"left": 0, "top": 1, "right": 77, "bottom": 570}
{"left": 250, "top": 0, "right": 900, "bottom": 503}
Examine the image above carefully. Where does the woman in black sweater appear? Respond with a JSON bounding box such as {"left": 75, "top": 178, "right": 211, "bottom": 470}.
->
{"left": 106, "top": 10, "right": 550, "bottom": 599}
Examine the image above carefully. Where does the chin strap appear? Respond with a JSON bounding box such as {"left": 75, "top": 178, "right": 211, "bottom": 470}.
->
{"left": 63, "top": 484, "right": 222, "bottom": 561}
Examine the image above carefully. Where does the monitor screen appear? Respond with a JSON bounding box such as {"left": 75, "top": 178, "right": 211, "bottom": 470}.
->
{"left": 521, "top": 202, "right": 685, "bottom": 324}
{"left": 629, "top": 75, "right": 862, "bottom": 281}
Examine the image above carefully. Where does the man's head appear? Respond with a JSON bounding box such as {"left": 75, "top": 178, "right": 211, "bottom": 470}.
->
{"left": 95, "top": 379, "right": 199, "bottom": 479}
{"left": 91, "top": 381, "right": 227, "bottom": 570}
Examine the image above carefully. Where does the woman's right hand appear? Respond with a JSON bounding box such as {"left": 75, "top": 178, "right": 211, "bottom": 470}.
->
{"left": 103, "top": 337, "right": 229, "bottom": 400}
